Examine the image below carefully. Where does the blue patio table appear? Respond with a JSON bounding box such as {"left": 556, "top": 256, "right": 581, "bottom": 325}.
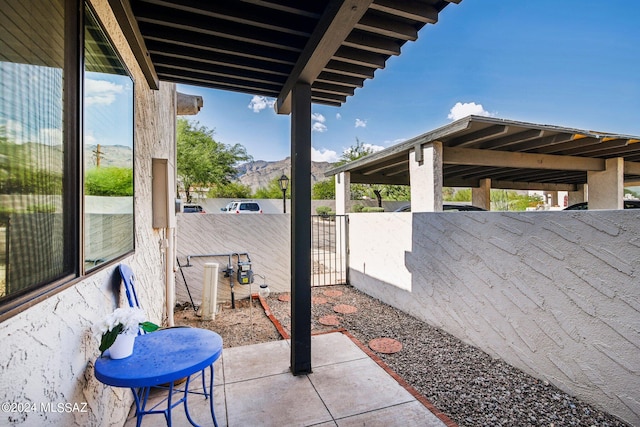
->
{"left": 94, "top": 327, "right": 222, "bottom": 427}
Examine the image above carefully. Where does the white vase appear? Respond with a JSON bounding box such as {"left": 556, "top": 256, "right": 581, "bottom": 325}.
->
{"left": 109, "top": 333, "right": 136, "bottom": 359}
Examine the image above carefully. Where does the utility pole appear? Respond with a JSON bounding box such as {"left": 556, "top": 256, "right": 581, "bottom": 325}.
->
{"left": 93, "top": 144, "right": 104, "bottom": 167}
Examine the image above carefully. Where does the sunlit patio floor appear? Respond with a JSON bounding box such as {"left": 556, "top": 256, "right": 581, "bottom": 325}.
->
{"left": 124, "top": 331, "right": 451, "bottom": 426}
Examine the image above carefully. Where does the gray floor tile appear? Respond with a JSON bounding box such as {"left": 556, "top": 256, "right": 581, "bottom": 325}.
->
{"left": 309, "top": 357, "right": 415, "bottom": 420}
{"left": 336, "top": 401, "right": 446, "bottom": 427}
{"left": 311, "top": 333, "right": 368, "bottom": 367}
{"left": 225, "top": 372, "right": 332, "bottom": 426}
{"left": 223, "top": 339, "right": 291, "bottom": 383}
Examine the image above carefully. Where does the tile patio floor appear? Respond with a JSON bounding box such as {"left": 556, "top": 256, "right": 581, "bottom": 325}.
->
{"left": 124, "top": 331, "right": 450, "bottom": 427}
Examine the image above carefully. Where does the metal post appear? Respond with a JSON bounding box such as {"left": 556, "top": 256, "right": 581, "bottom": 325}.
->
{"left": 282, "top": 188, "right": 287, "bottom": 214}
{"left": 290, "top": 82, "right": 312, "bottom": 375}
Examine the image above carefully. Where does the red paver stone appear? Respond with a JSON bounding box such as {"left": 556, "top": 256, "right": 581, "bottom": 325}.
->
{"left": 323, "top": 290, "right": 343, "bottom": 298}
{"left": 369, "top": 337, "right": 403, "bottom": 354}
{"left": 277, "top": 294, "right": 290, "bottom": 302}
{"left": 333, "top": 304, "right": 357, "bottom": 314}
{"left": 318, "top": 315, "right": 340, "bottom": 326}
{"left": 312, "top": 296, "right": 328, "bottom": 305}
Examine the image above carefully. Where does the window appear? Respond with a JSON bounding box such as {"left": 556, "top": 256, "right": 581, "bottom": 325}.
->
{"left": 83, "top": 7, "right": 134, "bottom": 270}
{"left": 0, "top": 1, "right": 135, "bottom": 316}
{"left": 0, "top": 0, "right": 71, "bottom": 304}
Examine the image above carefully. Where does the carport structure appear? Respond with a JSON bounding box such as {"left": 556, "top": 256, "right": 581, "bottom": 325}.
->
{"left": 109, "top": 0, "right": 462, "bottom": 374}
{"left": 326, "top": 115, "right": 640, "bottom": 213}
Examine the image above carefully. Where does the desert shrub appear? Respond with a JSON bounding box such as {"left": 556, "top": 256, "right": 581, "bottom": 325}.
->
{"left": 351, "top": 203, "right": 364, "bottom": 213}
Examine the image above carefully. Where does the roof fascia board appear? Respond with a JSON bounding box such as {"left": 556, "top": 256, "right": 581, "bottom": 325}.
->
{"left": 275, "top": 0, "right": 372, "bottom": 114}
{"left": 109, "top": 0, "right": 159, "bottom": 89}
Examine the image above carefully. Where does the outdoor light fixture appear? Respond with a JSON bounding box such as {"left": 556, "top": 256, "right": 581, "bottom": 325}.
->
{"left": 278, "top": 174, "right": 289, "bottom": 213}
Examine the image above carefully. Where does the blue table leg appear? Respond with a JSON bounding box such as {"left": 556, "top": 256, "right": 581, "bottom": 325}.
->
{"left": 209, "top": 365, "right": 218, "bottom": 427}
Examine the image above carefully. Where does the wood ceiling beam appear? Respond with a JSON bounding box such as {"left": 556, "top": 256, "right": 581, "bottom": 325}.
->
{"left": 141, "top": 23, "right": 298, "bottom": 65}
{"left": 356, "top": 12, "right": 419, "bottom": 41}
{"left": 370, "top": 0, "right": 438, "bottom": 23}
{"left": 344, "top": 30, "right": 401, "bottom": 55}
{"left": 149, "top": 50, "right": 290, "bottom": 77}
{"left": 276, "top": 0, "right": 373, "bottom": 114}
{"left": 447, "top": 125, "right": 508, "bottom": 147}
{"left": 477, "top": 129, "right": 544, "bottom": 150}
{"left": 312, "top": 82, "right": 355, "bottom": 97}
{"left": 443, "top": 147, "right": 606, "bottom": 171}
{"left": 333, "top": 46, "right": 386, "bottom": 68}
{"left": 316, "top": 71, "right": 364, "bottom": 87}
{"left": 109, "top": 0, "right": 159, "bottom": 89}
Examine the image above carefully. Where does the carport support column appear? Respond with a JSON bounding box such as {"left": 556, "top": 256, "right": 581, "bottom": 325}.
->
{"left": 335, "top": 171, "right": 350, "bottom": 215}
{"left": 472, "top": 178, "right": 491, "bottom": 210}
{"left": 290, "top": 82, "right": 312, "bottom": 375}
{"left": 587, "top": 157, "right": 623, "bottom": 209}
{"left": 568, "top": 184, "right": 587, "bottom": 206}
{"left": 409, "top": 142, "right": 443, "bottom": 212}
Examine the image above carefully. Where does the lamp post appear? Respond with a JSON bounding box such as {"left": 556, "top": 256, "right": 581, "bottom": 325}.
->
{"left": 278, "top": 174, "right": 289, "bottom": 213}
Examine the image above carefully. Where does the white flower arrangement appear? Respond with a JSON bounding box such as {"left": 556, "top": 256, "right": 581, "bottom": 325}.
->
{"left": 94, "top": 307, "right": 158, "bottom": 355}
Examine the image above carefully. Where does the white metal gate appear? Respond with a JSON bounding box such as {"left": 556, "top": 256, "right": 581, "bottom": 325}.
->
{"left": 311, "top": 214, "right": 348, "bottom": 286}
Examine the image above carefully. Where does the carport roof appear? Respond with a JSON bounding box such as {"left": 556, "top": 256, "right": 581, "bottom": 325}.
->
{"left": 112, "top": 0, "right": 460, "bottom": 114}
{"left": 325, "top": 116, "right": 640, "bottom": 191}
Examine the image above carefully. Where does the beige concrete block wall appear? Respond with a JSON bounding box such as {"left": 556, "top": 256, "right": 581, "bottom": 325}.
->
{"left": 176, "top": 214, "right": 291, "bottom": 305}
{"left": 349, "top": 211, "right": 640, "bottom": 426}
{"left": 0, "top": 1, "right": 175, "bottom": 425}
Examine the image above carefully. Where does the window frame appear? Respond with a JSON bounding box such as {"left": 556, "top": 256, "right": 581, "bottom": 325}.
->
{"left": 0, "top": 0, "right": 136, "bottom": 321}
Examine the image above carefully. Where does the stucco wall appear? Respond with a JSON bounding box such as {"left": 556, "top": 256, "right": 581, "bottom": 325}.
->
{"left": 175, "top": 214, "right": 291, "bottom": 304}
{"left": 0, "top": 1, "right": 175, "bottom": 425}
{"left": 349, "top": 211, "right": 640, "bottom": 425}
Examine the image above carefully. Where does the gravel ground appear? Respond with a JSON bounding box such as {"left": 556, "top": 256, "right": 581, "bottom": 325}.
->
{"left": 176, "top": 285, "right": 629, "bottom": 427}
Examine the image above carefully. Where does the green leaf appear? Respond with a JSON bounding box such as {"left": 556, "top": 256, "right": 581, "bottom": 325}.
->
{"left": 140, "top": 321, "right": 159, "bottom": 333}
{"left": 99, "top": 324, "right": 123, "bottom": 356}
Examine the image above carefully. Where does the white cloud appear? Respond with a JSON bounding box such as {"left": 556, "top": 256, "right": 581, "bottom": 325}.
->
{"left": 312, "top": 122, "right": 328, "bottom": 133}
{"left": 362, "top": 143, "right": 384, "bottom": 152}
{"left": 355, "top": 118, "right": 367, "bottom": 128}
{"left": 85, "top": 78, "right": 124, "bottom": 106}
{"left": 312, "top": 112, "right": 327, "bottom": 132}
{"left": 312, "top": 147, "right": 339, "bottom": 162}
{"left": 447, "top": 102, "right": 492, "bottom": 121}
{"left": 312, "top": 112, "right": 326, "bottom": 123}
{"left": 336, "top": 113, "right": 342, "bottom": 120}
{"left": 248, "top": 95, "right": 276, "bottom": 113}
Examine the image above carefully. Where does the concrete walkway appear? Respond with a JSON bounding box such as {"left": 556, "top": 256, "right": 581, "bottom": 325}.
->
{"left": 124, "top": 332, "right": 450, "bottom": 426}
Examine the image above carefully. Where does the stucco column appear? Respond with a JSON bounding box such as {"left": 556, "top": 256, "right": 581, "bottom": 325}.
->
{"left": 568, "top": 184, "right": 587, "bottom": 206}
{"left": 472, "top": 178, "right": 491, "bottom": 210}
{"left": 335, "top": 171, "right": 350, "bottom": 215}
{"left": 587, "top": 157, "right": 624, "bottom": 209}
{"left": 409, "top": 141, "right": 443, "bottom": 212}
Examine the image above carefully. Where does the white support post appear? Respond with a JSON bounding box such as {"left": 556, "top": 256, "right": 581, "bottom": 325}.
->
{"left": 568, "top": 184, "right": 587, "bottom": 206}
{"left": 587, "top": 157, "right": 624, "bottom": 209}
{"left": 335, "top": 172, "right": 350, "bottom": 215}
{"left": 472, "top": 178, "right": 491, "bottom": 210}
{"left": 409, "top": 142, "right": 443, "bottom": 212}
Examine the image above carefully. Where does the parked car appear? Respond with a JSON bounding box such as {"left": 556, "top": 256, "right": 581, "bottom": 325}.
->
{"left": 183, "top": 204, "right": 205, "bottom": 213}
{"left": 394, "top": 204, "right": 487, "bottom": 212}
{"left": 564, "top": 200, "right": 640, "bottom": 210}
{"left": 220, "top": 200, "right": 263, "bottom": 214}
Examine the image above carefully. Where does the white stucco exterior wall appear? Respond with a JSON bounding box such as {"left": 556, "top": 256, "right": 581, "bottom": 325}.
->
{"left": 349, "top": 211, "right": 640, "bottom": 425}
{"left": 0, "top": 1, "right": 176, "bottom": 425}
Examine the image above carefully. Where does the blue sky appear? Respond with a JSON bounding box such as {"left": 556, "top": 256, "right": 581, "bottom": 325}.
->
{"left": 177, "top": 0, "right": 640, "bottom": 163}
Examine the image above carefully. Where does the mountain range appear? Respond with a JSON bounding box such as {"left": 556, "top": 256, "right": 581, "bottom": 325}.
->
{"left": 235, "top": 158, "right": 335, "bottom": 192}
